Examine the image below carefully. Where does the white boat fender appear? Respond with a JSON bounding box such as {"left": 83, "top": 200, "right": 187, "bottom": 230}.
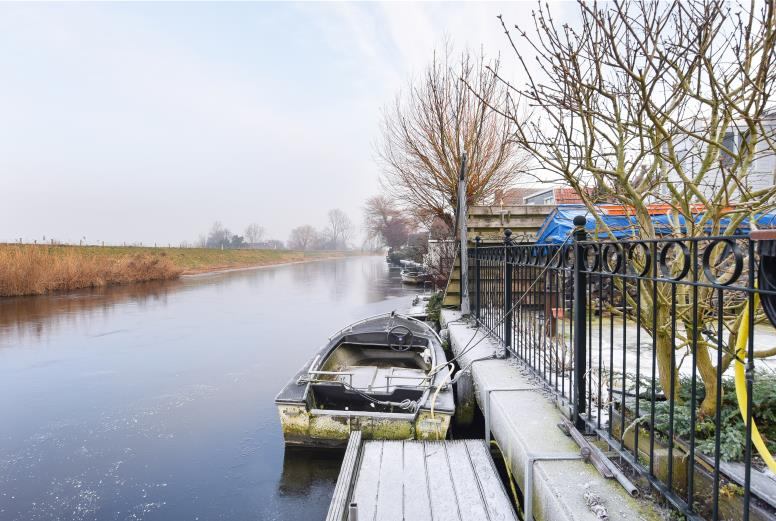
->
{"left": 421, "top": 348, "right": 432, "bottom": 366}
{"left": 439, "top": 328, "right": 449, "bottom": 342}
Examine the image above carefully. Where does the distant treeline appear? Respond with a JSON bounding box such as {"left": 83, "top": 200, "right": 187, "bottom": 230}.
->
{"left": 201, "top": 209, "right": 356, "bottom": 251}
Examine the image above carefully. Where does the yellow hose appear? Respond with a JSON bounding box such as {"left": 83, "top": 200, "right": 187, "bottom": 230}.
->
{"left": 490, "top": 439, "right": 522, "bottom": 512}
{"left": 430, "top": 363, "right": 454, "bottom": 440}
{"left": 733, "top": 291, "right": 776, "bottom": 474}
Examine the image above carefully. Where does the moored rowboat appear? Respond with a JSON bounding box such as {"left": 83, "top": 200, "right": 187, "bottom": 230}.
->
{"left": 275, "top": 313, "right": 454, "bottom": 448}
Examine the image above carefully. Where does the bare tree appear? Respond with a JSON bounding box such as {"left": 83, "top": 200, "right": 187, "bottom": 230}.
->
{"left": 360, "top": 234, "right": 384, "bottom": 253}
{"left": 492, "top": 0, "right": 776, "bottom": 414}
{"left": 424, "top": 238, "right": 458, "bottom": 288}
{"left": 326, "top": 209, "right": 353, "bottom": 250}
{"left": 378, "top": 44, "right": 532, "bottom": 227}
{"left": 244, "top": 223, "right": 265, "bottom": 244}
{"left": 205, "top": 221, "right": 231, "bottom": 249}
{"left": 363, "top": 195, "right": 411, "bottom": 250}
{"left": 288, "top": 225, "right": 319, "bottom": 251}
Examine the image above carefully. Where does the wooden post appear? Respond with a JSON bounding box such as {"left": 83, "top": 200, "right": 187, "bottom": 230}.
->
{"left": 459, "top": 153, "right": 470, "bottom": 315}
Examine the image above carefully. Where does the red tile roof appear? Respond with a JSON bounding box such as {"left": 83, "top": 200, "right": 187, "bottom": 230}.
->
{"left": 553, "top": 187, "right": 589, "bottom": 204}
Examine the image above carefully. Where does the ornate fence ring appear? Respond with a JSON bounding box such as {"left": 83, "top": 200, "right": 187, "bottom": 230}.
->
{"left": 537, "top": 245, "right": 551, "bottom": 267}
{"left": 527, "top": 245, "right": 540, "bottom": 266}
{"left": 551, "top": 245, "right": 564, "bottom": 268}
{"left": 516, "top": 246, "right": 528, "bottom": 265}
{"left": 659, "top": 240, "right": 691, "bottom": 281}
{"left": 562, "top": 244, "right": 574, "bottom": 269}
{"left": 601, "top": 243, "right": 623, "bottom": 274}
{"left": 581, "top": 243, "right": 600, "bottom": 273}
{"left": 702, "top": 239, "right": 743, "bottom": 286}
{"left": 627, "top": 242, "right": 652, "bottom": 277}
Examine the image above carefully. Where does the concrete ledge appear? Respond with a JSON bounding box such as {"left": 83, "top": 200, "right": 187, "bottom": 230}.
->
{"left": 442, "top": 309, "right": 663, "bottom": 521}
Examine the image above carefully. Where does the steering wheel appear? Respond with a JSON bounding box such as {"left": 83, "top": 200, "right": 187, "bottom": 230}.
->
{"left": 387, "top": 325, "right": 414, "bottom": 352}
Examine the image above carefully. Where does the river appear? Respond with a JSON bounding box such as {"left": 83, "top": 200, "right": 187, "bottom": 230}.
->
{"left": 0, "top": 256, "right": 424, "bottom": 521}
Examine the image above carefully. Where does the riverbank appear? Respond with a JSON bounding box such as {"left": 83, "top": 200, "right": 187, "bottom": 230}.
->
{"left": 0, "top": 244, "right": 358, "bottom": 297}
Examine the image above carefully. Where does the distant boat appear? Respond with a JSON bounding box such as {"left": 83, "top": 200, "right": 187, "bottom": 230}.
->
{"left": 385, "top": 251, "right": 403, "bottom": 267}
{"left": 400, "top": 268, "right": 431, "bottom": 284}
{"left": 275, "top": 313, "right": 454, "bottom": 448}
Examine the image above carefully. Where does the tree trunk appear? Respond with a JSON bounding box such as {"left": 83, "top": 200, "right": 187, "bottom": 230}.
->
{"left": 696, "top": 343, "right": 720, "bottom": 418}
{"left": 655, "top": 329, "right": 681, "bottom": 403}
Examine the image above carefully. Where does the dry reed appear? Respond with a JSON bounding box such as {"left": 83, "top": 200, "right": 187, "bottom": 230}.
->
{"left": 0, "top": 245, "right": 182, "bottom": 297}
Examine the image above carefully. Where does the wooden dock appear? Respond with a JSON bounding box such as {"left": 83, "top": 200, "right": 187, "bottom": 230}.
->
{"left": 326, "top": 432, "right": 518, "bottom": 521}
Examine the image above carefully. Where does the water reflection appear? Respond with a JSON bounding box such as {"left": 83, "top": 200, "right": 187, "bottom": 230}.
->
{"left": 0, "top": 256, "right": 423, "bottom": 521}
{"left": 0, "top": 259, "right": 424, "bottom": 348}
{"left": 277, "top": 448, "right": 342, "bottom": 497}
{"left": 0, "top": 280, "right": 182, "bottom": 346}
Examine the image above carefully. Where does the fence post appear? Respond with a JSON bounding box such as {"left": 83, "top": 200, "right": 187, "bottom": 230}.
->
{"left": 503, "top": 229, "right": 513, "bottom": 356}
{"left": 572, "top": 216, "right": 587, "bottom": 430}
{"left": 475, "top": 236, "right": 481, "bottom": 320}
{"left": 458, "top": 153, "right": 470, "bottom": 315}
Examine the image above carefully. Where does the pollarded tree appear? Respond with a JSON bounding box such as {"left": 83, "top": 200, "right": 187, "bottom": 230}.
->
{"left": 378, "top": 44, "right": 531, "bottom": 228}
{"left": 491, "top": 0, "right": 776, "bottom": 415}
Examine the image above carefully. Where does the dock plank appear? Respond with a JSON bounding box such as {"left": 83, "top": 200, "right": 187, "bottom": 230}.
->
{"left": 402, "top": 441, "right": 432, "bottom": 520}
{"left": 424, "top": 442, "right": 463, "bottom": 521}
{"left": 375, "top": 441, "right": 404, "bottom": 520}
{"left": 445, "top": 440, "right": 491, "bottom": 521}
{"left": 333, "top": 439, "right": 518, "bottom": 521}
{"left": 465, "top": 439, "right": 517, "bottom": 521}
{"left": 351, "top": 440, "right": 383, "bottom": 521}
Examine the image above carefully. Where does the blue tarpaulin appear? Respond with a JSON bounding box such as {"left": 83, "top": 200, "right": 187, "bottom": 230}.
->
{"left": 534, "top": 204, "right": 776, "bottom": 244}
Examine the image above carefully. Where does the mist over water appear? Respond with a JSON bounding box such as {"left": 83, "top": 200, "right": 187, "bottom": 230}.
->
{"left": 0, "top": 257, "right": 421, "bottom": 521}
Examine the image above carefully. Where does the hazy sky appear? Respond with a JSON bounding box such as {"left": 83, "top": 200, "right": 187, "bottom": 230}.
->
{"left": 0, "top": 1, "right": 573, "bottom": 246}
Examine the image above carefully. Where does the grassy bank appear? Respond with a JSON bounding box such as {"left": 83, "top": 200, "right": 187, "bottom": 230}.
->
{"left": 0, "top": 244, "right": 354, "bottom": 297}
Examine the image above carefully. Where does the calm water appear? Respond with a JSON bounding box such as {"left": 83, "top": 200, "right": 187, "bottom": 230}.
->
{"left": 0, "top": 256, "right": 422, "bottom": 521}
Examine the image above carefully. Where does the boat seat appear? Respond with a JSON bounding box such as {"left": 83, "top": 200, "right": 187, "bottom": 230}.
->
{"left": 346, "top": 365, "right": 379, "bottom": 390}
{"left": 382, "top": 367, "right": 427, "bottom": 389}
{"left": 339, "top": 365, "right": 428, "bottom": 392}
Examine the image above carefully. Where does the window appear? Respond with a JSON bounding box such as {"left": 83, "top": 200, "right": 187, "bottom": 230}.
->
{"left": 720, "top": 131, "right": 736, "bottom": 168}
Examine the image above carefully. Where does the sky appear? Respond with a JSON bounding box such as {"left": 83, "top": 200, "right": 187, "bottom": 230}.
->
{"left": 0, "top": 1, "right": 574, "bottom": 246}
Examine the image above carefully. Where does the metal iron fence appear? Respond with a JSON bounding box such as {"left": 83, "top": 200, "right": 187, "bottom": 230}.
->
{"left": 468, "top": 219, "right": 776, "bottom": 520}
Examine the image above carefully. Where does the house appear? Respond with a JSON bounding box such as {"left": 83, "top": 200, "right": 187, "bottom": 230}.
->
{"left": 662, "top": 113, "right": 776, "bottom": 201}
{"left": 243, "top": 241, "right": 283, "bottom": 250}
{"left": 496, "top": 185, "right": 597, "bottom": 206}
{"left": 523, "top": 187, "right": 594, "bottom": 205}
{"left": 494, "top": 187, "right": 545, "bottom": 205}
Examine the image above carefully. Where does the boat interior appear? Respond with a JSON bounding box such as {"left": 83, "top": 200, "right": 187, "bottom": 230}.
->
{"left": 307, "top": 339, "right": 435, "bottom": 412}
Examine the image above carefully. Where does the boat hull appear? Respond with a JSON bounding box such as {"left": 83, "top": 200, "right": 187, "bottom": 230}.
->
{"left": 401, "top": 274, "right": 429, "bottom": 284}
{"left": 277, "top": 403, "right": 451, "bottom": 448}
